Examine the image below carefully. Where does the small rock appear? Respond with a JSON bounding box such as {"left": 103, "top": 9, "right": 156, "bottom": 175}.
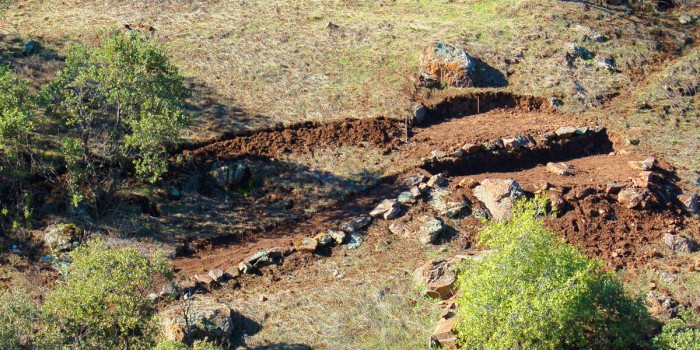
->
{"left": 383, "top": 204, "right": 402, "bottom": 220}
{"left": 461, "top": 143, "right": 480, "bottom": 154}
{"left": 410, "top": 186, "right": 423, "bottom": 198}
{"left": 208, "top": 269, "right": 225, "bottom": 283}
{"left": 259, "top": 295, "right": 268, "bottom": 302}
{"left": 431, "top": 149, "right": 447, "bottom": 158}
{"left": 195, "top": 273, "right": 214, "bottom": 285}
{"left": 617, "top": 188, "right": 648, "bottom": 209}
{"left": 632, "top": 171, "right": 653, "bottom": 188}
{"left": 314, "top": 232, "right": 334, "bottom": 246}
{"left": 238, "top": 262, "right": 254, "bottom": 274}
{"left": 605, "top": 182, "right": 625, "bottom": 194}
{"left": 346, "top": 233, "right": 364, "bottom": 249}
{"left": 628, "top": 157, "right": 656, "bottom": 171}
{"left": 555, "top": 126, "right": 578, "bottom": 138}
{"left": 22, "top": 39, "right": 41, "bottom": 55}
{"left": 225, "top": 266, "right": 240, "bottom": 279}
{"left": 397, "top": 191, "right": 416, "bottom": 204}
{"left": 427, "top": 174, "right": 448, "bottom": 188}
{"left": 413, "top": 104, "right": 428, "bottom": 124}
{"left": 402, "top": 174, "right": 426, "bottom": 186}
{"left": 430, "top": 317, "right": 458, "bottom": 350}
{"left": 418, "top": 217, "right": 444, "bottom": 244}
{"left": 342, "top": 216, "right": 372, "bottom": 233}
{"left": 661, "top": 271, "right": 675, "bottom": 283}
{"left": 370, "top": 199, "right": 400, "bottom": 218}
{"left": 413, "top": 258, "right": 456, "bottom": 299}
{"left": 209, "top": 161, "right": 250, "bottom": 190}
{"left": 148, "top": 293, "right": 160, "bottom": 302}
{"left": 546, "top": 162, "right": 574, "bottom": 176}
{"left": 328, "top": 229, "right": 348, "bottom": 244}
{"left": 678, "top": 193, "right": 699, "bottom": 214}
{"left": 296, "top": 237, "right": 318, "bottom": 252}
{"left": 663, "top": 233, "right": 697, "bottom": 253}
{"left": 547, "top": 191, "right": 567, "bottom": 217}
{"left": 418, "top": 183, "right": 430, "bottom": 192}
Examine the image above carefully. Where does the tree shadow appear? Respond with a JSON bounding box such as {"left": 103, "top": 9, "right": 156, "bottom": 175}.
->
{"left": 471, "top": 57, "right": 508, "bottom": 88}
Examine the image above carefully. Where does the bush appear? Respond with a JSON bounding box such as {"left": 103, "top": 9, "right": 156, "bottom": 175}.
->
{"left": 154, "top": 340, "right": 224, "bottom": 350}
{"left": 0, "top": 65, "right": 35, "bottom": 227}
{"left": 654, "top": 309, "right": 700, "bottom": 350}
{"left": 455, "top": 198, "right": 651, "bottom": 349}
{"left": 42, "top": 31, "right": 190, "bottom": 212}
{"left": 43, "top": 239, "right": 171, "bottom": 349}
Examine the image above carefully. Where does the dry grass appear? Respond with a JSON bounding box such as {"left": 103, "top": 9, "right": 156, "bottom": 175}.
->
{"left": 1, "top": 0, "right": 689, "bottom": 141}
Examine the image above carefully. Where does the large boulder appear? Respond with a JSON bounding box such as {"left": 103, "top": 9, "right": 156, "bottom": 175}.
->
{"left": 413, "top": 258, "right": 457, "bottom": 300}
{"left": 208, "top": 161, "right": 250, "bottom": 190}
{"left": 473, "top": 179, "right": 524, "bottom": 221}
{"left": 43, "top": 223, "right": 82, "bottom": 252}
{"left": 160, "top": 297, "right": 234, "bottom": 342}
{"left": 419, "top": 42, "right": 475, "bottom": 88}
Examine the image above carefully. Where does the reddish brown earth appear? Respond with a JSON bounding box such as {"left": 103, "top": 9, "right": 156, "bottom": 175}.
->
{"left": 169, "top": 93, "right": 697, "bottom": 283}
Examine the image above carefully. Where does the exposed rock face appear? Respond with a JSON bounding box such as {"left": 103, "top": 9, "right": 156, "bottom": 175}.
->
{"left": 43, "top": 223, "right": 82, "bottom": 252}
{"left": 473, "top": 179, "right": 524, "bottom": 221}
{"left": 160, "top": 297, "right": 234, "bottom": 342}
{"left": 419, "top": 41, "right": 475, "bottom": 88}
{"left": 413, "top": 258, "right": 456, "bottom": 299}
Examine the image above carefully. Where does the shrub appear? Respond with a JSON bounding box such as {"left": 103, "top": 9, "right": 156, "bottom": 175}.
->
{"left": 0, "top": 65, "right": 35, "bottom": 227}
{"left": 43, "top": 239, "right": 171, "bottom": 349}
{"left": 42, "top": 31, "right": 190, "bottom": 212}
{"left": 654, "top": 309, "right": 700, "bottom": 350}
{"left": 0, "top": 290, "right": 60, "bottom": 349}
{"left": 455, "top": 198, "right": 651, "bottom": 349}
{"left": 154, "top": 340, "right": 224, "bottom": 350}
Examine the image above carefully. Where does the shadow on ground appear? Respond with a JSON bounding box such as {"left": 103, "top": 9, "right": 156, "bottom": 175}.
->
{"left": 472, "top": 57, "right": 508, "bottom": 88}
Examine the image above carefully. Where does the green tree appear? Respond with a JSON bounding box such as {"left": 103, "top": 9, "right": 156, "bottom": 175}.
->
{"left": 455, "top": 198, "right": 651, "bottom": 349}
{"left": 42, "top": 32, "right": 189, "bottom": 213}
{"left": 0, "top": 65, "right": 35, "bottom": 228}
{"left": 43, "top": 239, "right": 171, "bottom": 349}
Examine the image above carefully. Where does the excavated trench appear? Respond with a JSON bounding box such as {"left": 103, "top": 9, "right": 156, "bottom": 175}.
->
{"left": 422, "top": 128, "right": 614, "bottom": 176}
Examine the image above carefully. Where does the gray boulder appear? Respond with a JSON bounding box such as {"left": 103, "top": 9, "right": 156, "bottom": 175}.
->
{"left": 473, "top": 179, "right": 524, "bottom": 221}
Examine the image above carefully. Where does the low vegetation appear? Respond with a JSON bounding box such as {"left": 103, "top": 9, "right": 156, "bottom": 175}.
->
{"left": 455, "top": 198, "right": 652, "bottom": 349}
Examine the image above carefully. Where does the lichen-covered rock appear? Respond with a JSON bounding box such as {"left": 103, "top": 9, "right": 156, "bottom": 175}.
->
{"left": 208, "top": 161, "right": 250, "bottom": 189}
{"left": 418, "top": 217, "right": 444, "bottom": 244}
{"left": 419, "top": 42, "right": 475, "bottom": 88}
{"left": 160, "top": 297, "right": 234, "bottom": 342}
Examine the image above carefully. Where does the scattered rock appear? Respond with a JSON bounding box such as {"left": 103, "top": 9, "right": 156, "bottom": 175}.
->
{"left": 397, "top": 191, "right": 417, "bottom": 204}
{"left": 555, "top": 126, "right": 578, "bottom": 138}
{"left": 238, "top": 262, "right": 254, "bottom": 274}
{"left": 461, "top": 143, "right": 480, "bottom": 154}
{"left": 328, "top": 229, "right": 348, "bottom": 244}
{"left": 410, "top": 186, "right": 423, "bottom": 198}
{"left": 605, "top": 182, "right": 625, "bottom": 194}
{"left": 419, "top": 41, "right": 475, "bottom": 88}
{"left": 678, "top": 193, "right": 699, "bottom": 214}
{"left": 458, "top": 178, "right": 479, "bottom": 189}
{"left": 546, "top": 162, "right": 574, "bottom": 176}
{"left": 159, "top": 284, "right": 175, "bottom": 297}
{"left": 225, "top": 266, "right": 240, "bottom": 279}
{"left": 632, "top": 171, "right": 653, "bottom": 188}
{"left": 346, "top": 233, "right": 364, "bottom": 249}
{"left": 388, "top": 223, "right": 406, "bottom": 236}
{"left": 43, "top": 223, "right": 82, "bottom": 252}
{"left": 209, "top": 161, "right": 250, "bottom": 190}
{"left": 663, "top": 233, "right": 697, "bottom": 253}
{"left": 429, "top": 189, "right": 469, "bottom": 218}
{"left": 617, "top": 188, "right": 648, "bottom": 209}
{"left": 176, "top": 279, "right": 197, "bottom": 293}
{"left": 296, "top": 237, "right": 318, "bottom": 252}
{"left": 160, "top": 297, "right": 234, "bottom": 342}
{"left": 314, "top": 232, "right": 334, "bottom": 246}
{"left": 413, "top": 104, "right": 428, "bottom": 124}
{"left": 208, "top": 269, "right": 225, "bottom": 283}
{"left": 418, "top": 217, "right": 444, "bottom": 244}
{"left": 370, "top": 199, "right": 401, "bottom": 219}
{"left": 342, "top": 216, "right": 372, "bottom": 233}
{"left": 628, "top": 157, "right": 656, "bottom": 171}
{"left": 473, "top": 179, "right": 525, "bottom": 221}
{"left": 402, "top": 174, "right": 426, "bottom": 186}
{"left": 647, "top": 292, "right": 678, "bottom": 320}
{"left": 427, "top": 174, "right": 448, "bottom": 188}
{"left": 195, "top": 273, "right": 215, "bottom": 285}
{"left": 429, "top": 317, "right": 458, "bottom": 350}
{"left": 502, "top": 137, "right": 523, "bottom": 149}
{"left": 413, "top": 258, "right": 456, "bottom": 299}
